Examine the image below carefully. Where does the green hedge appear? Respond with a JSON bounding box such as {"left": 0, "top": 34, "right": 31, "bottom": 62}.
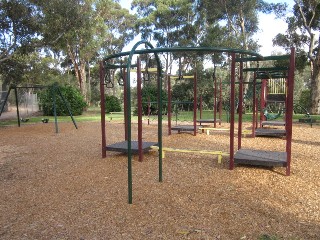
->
{"left": 39, "top": 84, "right": 87, "bottom": 116}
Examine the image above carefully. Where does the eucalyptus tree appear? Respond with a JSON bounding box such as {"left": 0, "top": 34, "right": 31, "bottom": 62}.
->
{"left": 36, "top": 0, "right": 136, "bottom": 102}
{"left": 0, "top": 0, "right": 41, "bottom": 64}
{"left": 200, "top": 0, "right": 286, "bottom": 52}
{"left": 273, "top": 0, "right": 320, "bottom": 114}
{"left": 99, "top": 1, "right": 137, "bottom": 97}
{"left": 0, "top": 0, "right": 42, "bottom": 96}
{"left": 131, "top": 0, "right": 202, "bottom": 88}
{"left": 199, "top": 0, "right": 287, "bottom": 107}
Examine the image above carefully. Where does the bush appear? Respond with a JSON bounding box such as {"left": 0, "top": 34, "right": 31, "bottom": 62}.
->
{"left": 105, "top": 95, "right": 121, "bottom": 113}
{"left": 299, "top": 89, "right": 311, "bottom": 112}
{"left": 39, "top": 84, "right": 87, "bottom": 116}
{"left": 139, "top": 84, "right": 168, "bottom": 115}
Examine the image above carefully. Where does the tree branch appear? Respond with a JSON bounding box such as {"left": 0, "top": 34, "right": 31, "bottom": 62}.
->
{"left": 297, "top": 0, "right": 316, "bottom": 62}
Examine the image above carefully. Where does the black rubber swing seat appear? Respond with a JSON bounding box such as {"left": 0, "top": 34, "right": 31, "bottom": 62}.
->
{"left": 20, "top": 118, "right": 29, "bottom": 122}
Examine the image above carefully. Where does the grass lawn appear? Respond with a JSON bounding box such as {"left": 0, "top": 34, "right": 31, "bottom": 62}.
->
{"left": 1, "top": 107, "right": 320, "bottom": 127}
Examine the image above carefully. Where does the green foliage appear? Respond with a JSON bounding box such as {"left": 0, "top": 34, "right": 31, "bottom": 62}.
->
{"left": 39, "top": 85, "right": 87, "bottom": 116}
{"left": 105, "top": 95, "right": 121, "bottom": 113}
{"left": 273, "top": 1, "right": 320, "bottom": 114}
{"left": 299, "top": 89, "right": 312, "bottom": 112}
{"left": 0, "top": 0, "right": 41, "bottom": 63}
{"left": 139, "top": 84, "right": 168, "bottom": 115}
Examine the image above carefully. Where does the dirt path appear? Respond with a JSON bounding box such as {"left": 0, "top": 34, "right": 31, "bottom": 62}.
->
{"left": 0, "top": 121, "right": 319, "bottom": 239}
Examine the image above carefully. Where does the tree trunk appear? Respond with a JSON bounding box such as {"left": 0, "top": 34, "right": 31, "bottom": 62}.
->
{"left": 87, "top": 61, "right": 91, "bottom": 106}
{"left": 79, "top": 61, "right": 88, "bottom": 103}
{"left": 67, "top": 44, "right": 88, "bottom": 103}
{"left": 310, "top": 62, "right": 320, "bottom": 114}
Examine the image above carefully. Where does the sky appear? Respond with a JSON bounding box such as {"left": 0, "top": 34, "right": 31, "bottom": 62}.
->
{"left": 119, "top": 0, "right": 295, "bottom": 56}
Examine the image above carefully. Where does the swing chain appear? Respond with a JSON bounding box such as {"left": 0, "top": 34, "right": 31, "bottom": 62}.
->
{"left": 104, "top": 69, "right": 114, "bottom": 88}
{"left": 118, "top": 59, "right": 125, "bottom": 86}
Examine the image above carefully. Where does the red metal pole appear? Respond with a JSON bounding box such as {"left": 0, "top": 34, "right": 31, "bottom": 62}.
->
{"left": 147, "top": 96, "right": 150, "bottom": 125}
{"left": 123, "top": 68, "right": 128, "bottom": 141}
{"left": 238, "top": 62, "right": 243, "bottom": 150}
{"left": 255, "top": 97, "right": 258, "bottom": 129}
{"left": 219, "top": 77, "right": 222, "bottom": 125}
{"left": 99, "top": 61, "right": 107, "bottom": 158}
{"left": 260, "top": 79, "right": 267, "bottom": 127}
{"left": 193, "top": 71, "right": 197, "bottom": 136}
{"left": 229, "top": 53, "right": 236, "bottom": 170}
{"left": 214, "top": 74, "right": 217, "bottom": 128}
{"left": 252, "top": 73, "right": 256, "bottom": 138}
{"left": 137, "top": 57, "right": 143, "bottom": 162}
{"left": 286, "top": 47, "right": 295, "bottom": 176}
{"left": 200, "top": 95, "right": 203, "bottom": 119}
{"left": 168, "top": 75, "right": 172, "bottom": 135}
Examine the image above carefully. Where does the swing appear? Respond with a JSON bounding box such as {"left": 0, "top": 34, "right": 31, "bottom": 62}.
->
{"left": 41, "top": 118, "right": 49, "bottom": 123}
{"left": 263, "top": 107, "right": 283, "bottom": 120}
{"left": 19, "top": 88, "right": 33, "bottom": 122}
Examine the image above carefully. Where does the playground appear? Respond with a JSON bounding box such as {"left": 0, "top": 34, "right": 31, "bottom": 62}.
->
{"left": 0, "top": 120, "right": 320, "bottom": 239}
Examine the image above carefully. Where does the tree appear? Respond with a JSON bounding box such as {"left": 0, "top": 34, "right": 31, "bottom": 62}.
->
{"left": 273, "top": 0, "right": 320, "bottom": 114}
{"left": 200, "top": 0, "right": 287, "bottom": 51}
{"left": 36, "top": 0, "right": 137, "bottom": 102}
{"left": 0, "top": 0, "right": 41, "bottom": 63}
{"left": 199, "top": 0, "right": 287, "bottom": 109}
{"left": 0, "top": 51, "right": 62, "bottom": 86}
{"left": 131, "top": 0, "right": 201, "bottom": 88}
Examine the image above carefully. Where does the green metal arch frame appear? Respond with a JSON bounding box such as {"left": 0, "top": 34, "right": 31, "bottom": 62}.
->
{"left": 124, "top": 40, "right": 164, "bottom": 204}
{"left": 102, "top": 43, "right": 264, "bottom": 204}
{"left": 103, "top": 46, "right": 263, "bottom": 62}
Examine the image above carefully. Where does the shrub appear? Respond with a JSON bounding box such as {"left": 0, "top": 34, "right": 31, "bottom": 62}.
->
{"left": 105, "top": 95, "right": 121, "bottom": 113}
{"left": 139, "top": 84, "right": 168, "bottom": 115}
{"left": 39, "top": 84, "right": 87, "bottom": 116}
{"left": 299, "top": 89, "right": 311, "bottom": 112}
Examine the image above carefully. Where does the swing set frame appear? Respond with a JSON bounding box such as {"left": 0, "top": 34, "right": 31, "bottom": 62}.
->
{"left": 0, "top": 83, "right": 78, "bottom": 133}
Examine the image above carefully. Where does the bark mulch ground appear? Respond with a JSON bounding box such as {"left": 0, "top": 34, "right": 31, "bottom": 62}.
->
{"left": 0, "top": 120, "right": 319, "bottom": 239}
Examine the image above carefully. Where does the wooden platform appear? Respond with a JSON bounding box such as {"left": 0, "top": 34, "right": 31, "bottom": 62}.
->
{"left": 255, "top": 128, "right": 286, "bottom": 137}
{"left": 261, "top": 121, "right": 286, "bottom": 127}
{"left": 197, "top": 119, "right": 221, "bottom": 125}
{"left": 105, "top": 141, "right": 158, "bottom": 154}
{"left": 234, "top": 149, "right": 287, "bottom": 167}
{"left": 171, "top": 125, "right": 200, "bottom": 132}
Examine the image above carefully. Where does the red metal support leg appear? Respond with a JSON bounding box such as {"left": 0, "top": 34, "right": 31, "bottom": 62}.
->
{"left": 168, "top": 76, "right": 172, "bottom": 135}
{"left": 214, "top": 72, "right": 217, "bottom": 128}
{"left": 99, "top": 61, "right": 107, "bottom": 158}
{"left": 238, "top": 62, "right": 243, "bottom": 150}
{"left": 193, "top": 71, "right": 197, "bottom": 136}
{"left": 286, "top": 47, "right": 295, "bottom": 176}
{"left": 229, "top": 53, "right": 236, "bottom": 170}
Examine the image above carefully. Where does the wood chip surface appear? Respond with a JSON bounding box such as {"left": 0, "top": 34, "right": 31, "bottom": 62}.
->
{"left": 0, "top": 121, "right": 319, "bottom": 239}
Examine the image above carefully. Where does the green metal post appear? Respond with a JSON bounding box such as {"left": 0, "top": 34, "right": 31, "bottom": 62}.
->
{"left": 126, "top": 40, "right": 163, "bottom": 204}
{"left": 14, "top": 86, "right": 21, "bottom": 127}
{"left": 56, "top": 85, "right": 78, "bottom": 129}
{"left": 157, "top": 55, "right": 163, "bottom": 183}
{"left": 52, "top": 85, "right": 59, "bottom": 133}
{"left": 0, "top": 86, "right": 12, "bottom": 116}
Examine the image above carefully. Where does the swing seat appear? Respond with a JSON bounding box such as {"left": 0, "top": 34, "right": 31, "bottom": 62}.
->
{"left": 263, "top": 108, "right": 283, "bottom": 121}
{"left": 20, "top": 118, "right": 29, "bottom": 122}
{"left": 41, "top": 118, "right": 49, "bottom": 123}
